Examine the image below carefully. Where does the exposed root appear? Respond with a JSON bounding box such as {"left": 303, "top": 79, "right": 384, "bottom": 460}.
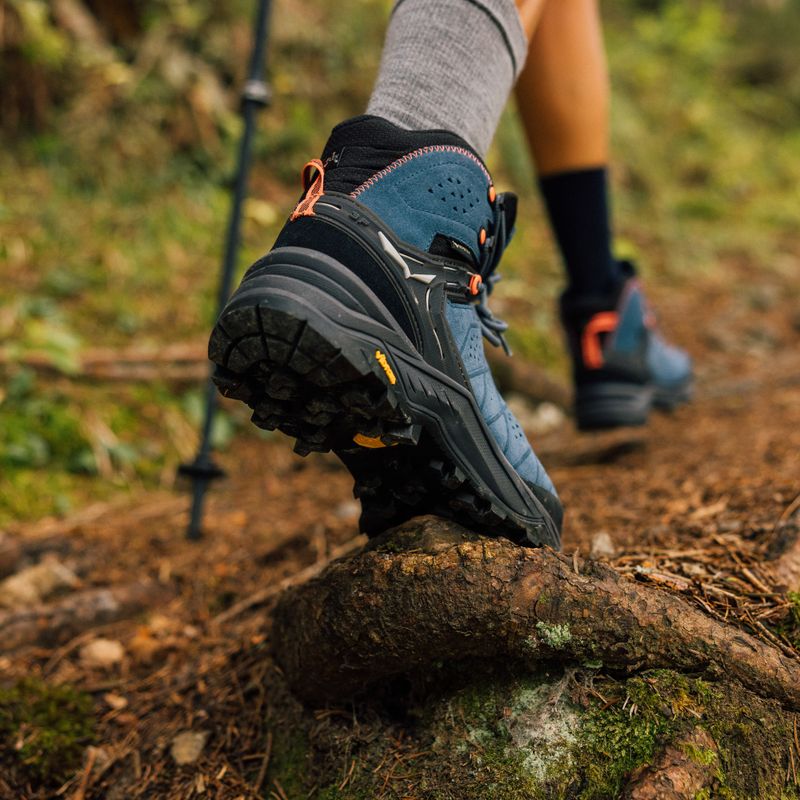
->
{"left": 273, "top": 516, "right": 800, "bottom": 709}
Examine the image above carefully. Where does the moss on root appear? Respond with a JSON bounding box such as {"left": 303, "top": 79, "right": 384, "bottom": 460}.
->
{"left": 0, "top": 678, "right": 94, "bottom": 784}
{"left": 572, "top": 671, "right": 711, "bottom": 798}
{"left": 261, "top": 663, "right": 800, "bottom": 799}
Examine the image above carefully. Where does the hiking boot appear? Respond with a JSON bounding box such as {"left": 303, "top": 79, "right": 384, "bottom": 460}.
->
{"left": 561, "top": 260, "right": 693, "bottom": 431}
{"left": 208, "top": 116, "right": 562, "bottom": 548}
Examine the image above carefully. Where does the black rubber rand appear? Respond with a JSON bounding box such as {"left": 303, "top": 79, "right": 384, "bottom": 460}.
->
{"left": 207, "top": 249, "right": 560, "bottom": 549}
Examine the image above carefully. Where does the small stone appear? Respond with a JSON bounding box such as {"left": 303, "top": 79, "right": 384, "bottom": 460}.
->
{"left": 0, "top": 557, "right": 78, "bottom": 608}
{"left": 530, "top": 402, "right": 567, "bottom": 434}
{"left": 103, "top": 692, "right": 128, "bottom": 710}
{"left": 79, "top": 638, "right": 125, "bottom": 669}
{"left": 171, "top": 730, "right": 209, "bottom": 765}
{"left": 589, "top": 531, "right": 617, "bottom": 561}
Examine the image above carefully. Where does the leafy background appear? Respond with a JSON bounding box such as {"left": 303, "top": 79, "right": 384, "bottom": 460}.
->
{"left": 1, "top": 0, "right": 799, "bottom": 524}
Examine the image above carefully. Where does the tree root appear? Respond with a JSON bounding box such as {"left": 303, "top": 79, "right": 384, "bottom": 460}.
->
{"left": 273, "top": 516, "right": 800, "bottom": 709}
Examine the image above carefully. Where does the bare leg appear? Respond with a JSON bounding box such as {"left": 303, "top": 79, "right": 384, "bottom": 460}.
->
{"left": 515, "top": 0, "right": 609, "bottom": 175}
{"left": 514, "top": 0, "right": 548, "bottom": 42}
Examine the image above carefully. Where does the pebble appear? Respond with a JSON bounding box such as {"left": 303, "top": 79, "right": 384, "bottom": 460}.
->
{"left": 505, "top": 396, "right": 567, "bottom": 436}
{"left": 334, "top": 500, "right": 360, "bottom": 520}
{"left": 171, "top": 730, "right": 209, "bottom": 765}
{"left": 79, "top": 638, "right": 125, "bottom": 669}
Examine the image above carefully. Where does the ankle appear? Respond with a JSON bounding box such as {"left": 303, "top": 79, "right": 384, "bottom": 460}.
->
{"left": 320, "top": 115, "right": 478, "bottom": 195}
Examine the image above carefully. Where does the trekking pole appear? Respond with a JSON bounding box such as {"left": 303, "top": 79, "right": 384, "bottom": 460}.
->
{"left": 179, "top": 0, "right": 273, "bottom": 540}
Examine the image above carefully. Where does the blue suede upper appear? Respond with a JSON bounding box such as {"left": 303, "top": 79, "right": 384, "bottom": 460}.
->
{"left": 352, "top": 148, "right": 493, "bottom": 262}
{"left": 612, "top": 283, "right": 691, "bottom": 389}
{"left": 354, "top": 147, "right": 556, "bottom": 497}
{"left": 446, "top": 300, "right": 557, "bottom": 497}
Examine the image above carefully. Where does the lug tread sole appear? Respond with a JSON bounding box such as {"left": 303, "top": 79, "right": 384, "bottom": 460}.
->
{"left": 209, "top": 303, "right": 536, "bottom": 546}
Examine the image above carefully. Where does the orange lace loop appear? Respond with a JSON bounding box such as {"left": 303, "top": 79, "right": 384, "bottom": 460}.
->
{"left": 290, "top": 159, "right": 325, "bottom": 221}
{"left": 468, "top": 274, "right": 483, "bottom": 296}
{"left": 582, "top": 311, "right": 619, "bottom": 369}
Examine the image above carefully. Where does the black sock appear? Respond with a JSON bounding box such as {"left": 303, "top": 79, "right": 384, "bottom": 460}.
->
{"left": 538, "top": 167, "right": 621, "bottom": 297}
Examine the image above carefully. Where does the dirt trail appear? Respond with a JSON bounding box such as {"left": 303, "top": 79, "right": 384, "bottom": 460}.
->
{"left": 1, "top": 265, "right": 798, "bottom": 798}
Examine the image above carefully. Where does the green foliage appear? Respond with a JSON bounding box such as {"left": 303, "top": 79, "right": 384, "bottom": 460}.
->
{"left": 0, "top": 678, "right": 94, "bottom": 784}
{"left": 603, "top": 0, "right": 800, "bottom": 275}
{"left": 9, "top": 0, "right": 71, "bottom": 67}
{"left": 1, "top": 369, "right": 92, "bottom": 472}
{"left": 265, "top": 727, "right": 311, "bottom": 798}
{"left": 774, "top": 591, "right": 800, "bottom": 649}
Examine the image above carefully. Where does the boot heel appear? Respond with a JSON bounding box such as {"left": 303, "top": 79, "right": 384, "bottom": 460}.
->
{"left": 575, "top": 382, "right": 654, "bottom": 431}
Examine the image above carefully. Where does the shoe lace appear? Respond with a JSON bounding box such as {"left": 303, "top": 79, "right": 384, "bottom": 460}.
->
{"left": 476, "top": 193, "right": 514, "bottom": 355}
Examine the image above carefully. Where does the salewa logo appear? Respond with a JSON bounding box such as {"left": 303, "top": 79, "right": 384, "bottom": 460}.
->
{"left": 378, "top": 231, "right": 435, "bottom": 285}
{"left": 323, "top": 149, "right": 344, "bottom": 168}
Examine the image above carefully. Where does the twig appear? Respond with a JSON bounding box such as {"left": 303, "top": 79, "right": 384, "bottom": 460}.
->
{"left": 778, "top": 492, "right": 800, "bottom": 529}
{"left": 271, "top": 778, "right": 289, "bottom": 800}
{"left": 212, "top": 535, "right": 366, "bottom": 626}
{"left": 253, "top": 732, "right": 273, "bottom": 793}
{"left": 741, "top": 566, "right": 773, "bottom": 596}
{"left": 69, "top": 746, "right": 97, "bottom": 800}
{"left": 337, "top": 759, "right": 356, "bottom": 791}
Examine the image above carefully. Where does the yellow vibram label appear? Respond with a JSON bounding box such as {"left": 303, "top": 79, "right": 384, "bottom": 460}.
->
{"left": 353, "top": 433, "right": 388, "bottom": 449}
{"left": 374, "top": 350, "right": 397, "bottom": 384}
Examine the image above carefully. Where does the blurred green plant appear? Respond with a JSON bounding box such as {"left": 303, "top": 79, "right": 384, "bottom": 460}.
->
{"left": 0, "top": 678, "right": 94, "bottom": 784}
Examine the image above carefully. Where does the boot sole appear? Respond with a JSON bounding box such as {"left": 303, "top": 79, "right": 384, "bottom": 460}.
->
{"left": 576, "top": 380, "right": 693, "bottom": 431}
{"left": 208, "top": 251, "right": 561, "bottom": 548}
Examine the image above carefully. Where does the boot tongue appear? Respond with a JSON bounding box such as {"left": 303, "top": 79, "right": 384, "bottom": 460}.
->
{"left": 320, "top": 115, "right": 480, "bottom": 195}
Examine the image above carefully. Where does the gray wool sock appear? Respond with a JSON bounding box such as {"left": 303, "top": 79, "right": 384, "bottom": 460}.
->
{"left": 366, "top": 0, "right": 528, "bottom": 157}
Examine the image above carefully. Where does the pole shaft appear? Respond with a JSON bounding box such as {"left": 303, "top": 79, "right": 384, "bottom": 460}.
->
{"left": 183, "top": 0, "right": 273, "bottom": 540}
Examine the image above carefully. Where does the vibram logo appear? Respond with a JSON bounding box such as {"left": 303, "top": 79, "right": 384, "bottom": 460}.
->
{"left": 375, "top": 350, "right": 397, "bottom": 384}
{"left": 353, "top": 433, "right": 389, "bottom": 449}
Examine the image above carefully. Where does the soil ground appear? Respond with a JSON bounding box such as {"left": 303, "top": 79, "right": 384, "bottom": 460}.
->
{"left": 1, "top": 257, "right": 799, "bottom": 799}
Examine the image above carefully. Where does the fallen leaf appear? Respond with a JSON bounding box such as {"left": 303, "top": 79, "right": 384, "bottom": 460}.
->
{"left": 128, "top": 630, "right": 163, "bottom": 664}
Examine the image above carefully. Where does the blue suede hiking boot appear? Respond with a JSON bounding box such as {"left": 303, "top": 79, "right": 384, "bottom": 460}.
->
{"left": 560, "top": 260, "right": 693, "bottom": 431}
{"left": 208, "top": 116, "right": 561, "bottom": 548}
